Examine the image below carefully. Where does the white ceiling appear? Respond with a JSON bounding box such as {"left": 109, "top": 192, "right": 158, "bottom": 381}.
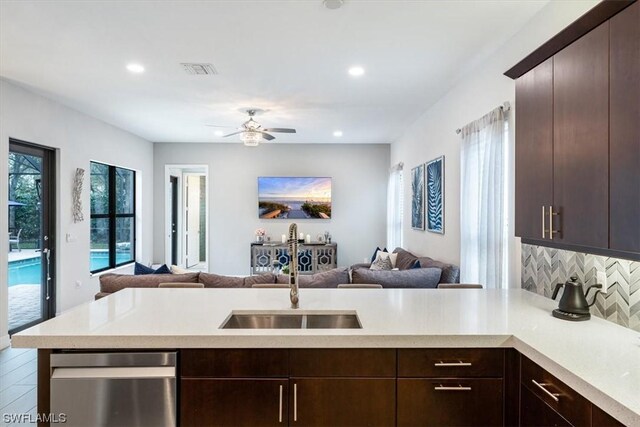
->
{"left": 0, "top": 0, "right": 548, "bottom": 144}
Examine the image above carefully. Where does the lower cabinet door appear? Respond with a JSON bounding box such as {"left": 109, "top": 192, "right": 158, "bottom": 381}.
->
{"left": 181, "top": 378, "right": 288, "bottom": 427}
{"left": 397, "top": 378, "right": 503, "bottom": 427}
{"left": 290, "top": 378, "right": 396, "bottom": 427}
{"left": 521, "top": 384, "right": 571, "bottom": 427}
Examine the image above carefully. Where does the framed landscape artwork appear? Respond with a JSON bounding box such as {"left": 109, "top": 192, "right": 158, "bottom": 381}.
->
{"left": 411, "top": 164, "right": 425, "bottom": 230}
{"left": 426, "top": 156, "right": 444, "bottom": 234}
{"left": 258, "top": 177, "right": 332, "bottom": 219}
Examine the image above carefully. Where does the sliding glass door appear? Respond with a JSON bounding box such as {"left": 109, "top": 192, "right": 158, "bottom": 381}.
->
{"left": 7, "top": 139, "right": 56, "bottom": 334}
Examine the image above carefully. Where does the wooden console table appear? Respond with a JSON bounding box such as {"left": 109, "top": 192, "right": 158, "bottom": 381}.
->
{"left": 250, "top": 242, "right": 337, "bottom": 275}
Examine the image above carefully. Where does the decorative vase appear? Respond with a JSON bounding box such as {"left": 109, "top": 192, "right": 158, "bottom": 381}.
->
{"left": 256, "top": 236, "right": 264, "bottom": 243}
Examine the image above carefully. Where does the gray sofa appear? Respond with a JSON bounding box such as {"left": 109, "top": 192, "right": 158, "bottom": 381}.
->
{"left": 95, "top": 249, "right": 460, "bottom": 299}
{"left": 350, "top": 247, "right": 460, "bottom": 285}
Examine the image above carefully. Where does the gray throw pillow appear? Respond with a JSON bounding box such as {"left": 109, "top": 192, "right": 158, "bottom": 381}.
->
{"left": 352, "top": 267, "right": 442, "bottom": 289}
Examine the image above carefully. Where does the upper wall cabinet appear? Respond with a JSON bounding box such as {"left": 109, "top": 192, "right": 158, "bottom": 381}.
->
{"left": 510, "top": 1, "right": 640, "bottom": 259}
{"left": 515, "top": 58, "right": 553, "bottom": 241}
{"left": 552, "top": 22, "right": 609, "bottom": 249}
{"left": 610, "top": 1, "right": 640, "bottom": 253}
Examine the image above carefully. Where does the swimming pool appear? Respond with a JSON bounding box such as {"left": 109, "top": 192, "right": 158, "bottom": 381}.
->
{"left": 8, "top": 252, "right": 133, "bottom": 286}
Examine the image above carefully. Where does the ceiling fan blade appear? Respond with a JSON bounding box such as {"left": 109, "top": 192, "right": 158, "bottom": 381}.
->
{"left": 262, "top": 128, "right": 296, "bottom": 134}
{"left": 223, "top": 131, "right": 244, "bottom": 137}
{"left": 259, "top": 132, "right": 276, "bottom": 141}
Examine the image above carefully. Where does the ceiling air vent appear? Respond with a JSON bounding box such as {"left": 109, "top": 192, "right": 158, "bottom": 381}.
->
{"left": 181, "top": 63, "right": 218, "bottom": 75}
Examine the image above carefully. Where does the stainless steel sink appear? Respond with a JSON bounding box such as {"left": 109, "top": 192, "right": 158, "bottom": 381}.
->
{"left": 305, "top": 314, "right": 361, "bottom": 329}
{"left": 220, "top": 311, "right": 361, "bottom": 329}
{"left": 221, "top": 314, "right": 303, "bottom": 329}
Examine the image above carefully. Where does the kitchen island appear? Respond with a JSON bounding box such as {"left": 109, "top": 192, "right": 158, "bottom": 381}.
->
{"left": 12, "top": 288, "right": 640, "bottom": 426}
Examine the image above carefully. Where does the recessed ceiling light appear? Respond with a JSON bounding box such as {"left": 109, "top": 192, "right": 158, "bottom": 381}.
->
{"left": 348, "top": 66, "right": 365, "bottom": 77}
{"left": 333, "top": 130, "right": 343, "bottom": 137}
{"left": 126, "top": 63, "right": 145, "bottom": 74}
{"left": 323, "top": 0, "right": 344, "bottom": 10}
{"left": 214, "top": 130, "right": 224, "bottom": 136}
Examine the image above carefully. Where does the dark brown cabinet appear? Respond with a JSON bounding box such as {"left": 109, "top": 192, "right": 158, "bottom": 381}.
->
{"left": 398, "top": 378, "right": 503, "bottom": 427}
{"left": 609, "top": 1, "right": 640, "bottom": 254}
{"left": 181, "top": 378, "right": 289, "bottom": 427}
{"left": 179, "top": 348, "right": 625, "bottom": 426}
{"left": 552, "top": 22, "right": 610, "bottom": 249}
{"left": 515, "top": 57, "right": 554, "bottom": 240}
{"left": 521, "top": 384, "right": 572, "bottom": 427}
{"left": 512, "top": 1, "right": 640, "bottom": 259}
{"left": 290, "top": 378, "right": 396, "bottom": 427}
{"left": 397, "top": 348, "right": 504, "bottom": 427}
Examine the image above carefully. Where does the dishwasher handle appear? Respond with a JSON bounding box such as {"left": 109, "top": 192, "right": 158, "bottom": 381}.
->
{"left": 52, "top": 366, "right": 175, "bottom": 379}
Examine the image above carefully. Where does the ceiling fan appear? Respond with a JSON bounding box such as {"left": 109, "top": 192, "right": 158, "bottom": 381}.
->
{"left": 207, "top": 109, "right": 296, "bottom": 146}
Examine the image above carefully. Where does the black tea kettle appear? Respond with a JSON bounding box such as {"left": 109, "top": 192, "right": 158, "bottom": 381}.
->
{"left": 551, "top": 276, "right": 602, "bottom": 321}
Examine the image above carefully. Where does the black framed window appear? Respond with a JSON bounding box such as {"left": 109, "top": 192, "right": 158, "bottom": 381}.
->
{"left": 90, "top": 161, "right": 136, "bottom": 273}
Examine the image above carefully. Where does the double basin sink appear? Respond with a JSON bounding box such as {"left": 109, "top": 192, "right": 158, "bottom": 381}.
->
{"left": 221, "top": 311, "right": 361, "bottom": 329}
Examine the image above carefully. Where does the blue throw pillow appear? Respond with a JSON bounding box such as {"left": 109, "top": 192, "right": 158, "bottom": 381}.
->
{"left": 370, "top": 247, "right": 388, "bottom": 263}
{"left": 134, "top": 262, "right": 172, "bottom": 275}
{"left": 153, "top": 264, "right": 172, "bottom": 275}
{"left": 411, "top": 260, "right": 421, "bottom": 269}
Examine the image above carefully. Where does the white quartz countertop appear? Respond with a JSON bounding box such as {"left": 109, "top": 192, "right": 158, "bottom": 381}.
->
{"left": 12, "top": 288, "right": 640, "bottom": 425}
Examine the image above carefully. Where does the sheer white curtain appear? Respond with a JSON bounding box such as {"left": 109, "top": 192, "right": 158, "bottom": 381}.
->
{"left": 387, "top": 162, "right": 404, "bottom": 250}
{"left": 460, "top": 107, "right": 507, "bottom": 289}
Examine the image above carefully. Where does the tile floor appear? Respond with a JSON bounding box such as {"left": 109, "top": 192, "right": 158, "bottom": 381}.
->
{"left": 0, "top": 346, "right": 37, "bottom": 426}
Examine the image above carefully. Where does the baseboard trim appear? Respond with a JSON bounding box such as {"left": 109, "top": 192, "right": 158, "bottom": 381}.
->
{"left": 0, "top": 334, "right": 10, "bottom": 350}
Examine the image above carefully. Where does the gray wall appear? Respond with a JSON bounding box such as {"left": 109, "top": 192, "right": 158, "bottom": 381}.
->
{"left": 0, "top": 78, "right": 154, "bottom": 347}
{"left": 153, "top": 143, "right": 390, "bottom": 275}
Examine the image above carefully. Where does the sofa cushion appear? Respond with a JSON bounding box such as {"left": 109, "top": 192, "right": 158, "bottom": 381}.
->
{"left": 277, "top": 267, "right": 350, "bottom": 288}
{"left": 100, "top": 272, "right": 199, "bottom": 293}
{"left": 351, "top": 267, "right": 441, "bottom": 289}
{"left": 392, "top": 248, "right": 460, "bottom": 283}
{"left": 199, "top": 272, "right": 246, "bottom": 288}
{"left": 244, "top": 273, "right": 277, "bottom": 287}
{"left": 416, "top": 257, "right": 460, "bottom": 284}
{"left": 393, "top": 248, "right": 419, "bottom": 270}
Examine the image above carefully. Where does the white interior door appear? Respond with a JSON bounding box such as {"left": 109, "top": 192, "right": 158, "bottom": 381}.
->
{"left": 185, "top": 175, "right": 201, "bottom": 268}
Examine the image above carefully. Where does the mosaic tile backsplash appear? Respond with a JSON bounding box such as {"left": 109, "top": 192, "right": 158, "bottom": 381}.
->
{"left": 521, "top": 244, "right": 640, "bottom": 332}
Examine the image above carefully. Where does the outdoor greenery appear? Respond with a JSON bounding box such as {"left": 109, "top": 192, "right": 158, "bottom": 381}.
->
{"left": 8, "top": 153, "right": 42, "bottom": 247}
{"left": 301, "top": 202, "right": 331, "bottom": 218}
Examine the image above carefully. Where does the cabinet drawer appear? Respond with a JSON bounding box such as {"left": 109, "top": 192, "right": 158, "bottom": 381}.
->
{"left": 290, "top": 349, "right": 396, "bottom": 377}
{"left": 398, "top": 348, "right": 503, "bottom": 378}
{"left": 181, "top": 378, "right": 288, "bottom": 427}
{"left": 181, "top": 349, "right": 289, "bottom": 377}
{"left": 521, "top": 383, "right": 572, "bottom": 427}
{"left": 521, "top": 356, "right": 591, "bottom": 427}
{"left": 397, "top": 378, "right": 503, "bottom": 426}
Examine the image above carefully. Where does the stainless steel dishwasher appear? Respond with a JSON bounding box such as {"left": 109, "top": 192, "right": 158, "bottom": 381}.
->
{"left": 50, "top": 352, "right": 177, "bottom": 427}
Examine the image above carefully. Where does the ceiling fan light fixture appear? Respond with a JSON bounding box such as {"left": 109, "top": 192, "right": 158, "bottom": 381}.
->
{"left": 241, "top": 131, "right": 262, "bottom": 147}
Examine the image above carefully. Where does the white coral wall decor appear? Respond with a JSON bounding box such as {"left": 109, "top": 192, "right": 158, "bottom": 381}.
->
{"left": 72, "top": 168, "right": 85, "bottom": 223}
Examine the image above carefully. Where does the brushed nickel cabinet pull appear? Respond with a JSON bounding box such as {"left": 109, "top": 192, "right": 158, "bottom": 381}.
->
{"left": 434, "top": 361, "right": 472, "bottom": 367}
{"left": 278, "top": 384, "right": 283, "bottom": 423}
{"left": 542, "top": 206, "right": 547, "bottom": 239}
{"left": 293, "top": 383, "right": 298, "bottom": 422}
{"left": 549, "top": 206, "right": 560, "bottom": 239}
{"left": 531, "top": 379, "right": 560, "bottom": 402}
{"left": 434, "top": 384, "right": 472, "bottom": 391}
